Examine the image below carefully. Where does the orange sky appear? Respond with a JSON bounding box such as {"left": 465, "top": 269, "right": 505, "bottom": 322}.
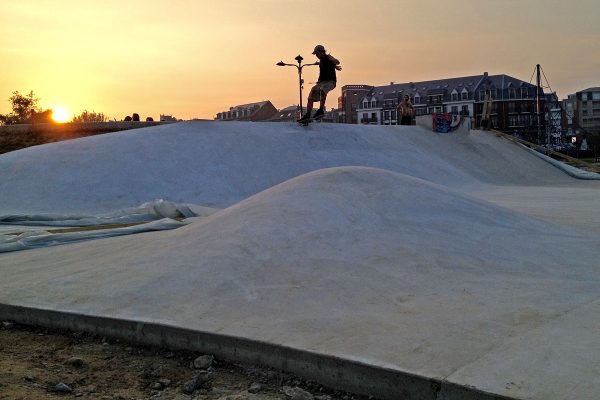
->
{"left": 1, "top": 0, "right": 599, "bottom": 120}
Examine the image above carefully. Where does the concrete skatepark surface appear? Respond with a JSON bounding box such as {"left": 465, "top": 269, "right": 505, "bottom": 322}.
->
{"left": 1, "top": 121, "right": 599, "bottom": 399}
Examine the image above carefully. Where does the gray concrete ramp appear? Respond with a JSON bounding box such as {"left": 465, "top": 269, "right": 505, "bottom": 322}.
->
{"left": 1, "top": 122, "right": 599, "bottom": 400}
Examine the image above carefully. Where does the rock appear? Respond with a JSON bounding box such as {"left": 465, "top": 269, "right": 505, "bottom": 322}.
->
{"left": 248, "top": 382, "right": 262, "bottom": 394}
{"left": 1, "top": 321, "right": 14, "bottom": 329}
{"left": 215, "top": 395, "right": 249, "bottom": 400}
{"left": 54, "top": 382, "right": 73, "bottom": 393}
{"left": 193, "top": 355, "right": 214, "bottom": 370}
{"left": 315, "top": 396, "right": 332, "bottom": 400}
{"left": 182, "top": 372, "right": 211, "bottom": 394}
{"left": 24, "top": 374, "right": 36, "bottom": 382}
{"left": 283, "top": 386, "right": 313, "bottom": 400}
{"left": 65, "top": 357, "right": 85, "bottom": 368}
{"left": 151, "top": 382, "right": 164, "bottom": 390}
{"left": 158, "top": 378, "right": 172, "bottom": 387}
{"left": 148, "top": 363, "right": 164, "bottom": 377}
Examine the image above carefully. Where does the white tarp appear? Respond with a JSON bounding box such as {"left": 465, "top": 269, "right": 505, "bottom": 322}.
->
{"left": 0, "top": 217, "right": 185, "bottom": 253}
{"left": 0, "top": 199, "right": 215, "bottom": 227}
{"left": 0, "top": 199, "right": 219, "bottom": 253}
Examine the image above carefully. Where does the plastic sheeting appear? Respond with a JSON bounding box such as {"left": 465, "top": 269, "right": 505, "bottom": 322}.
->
{"left": 0, "top": 218, "right": 185, "bottom": 253}
{"left": 0, "top": 200, "right": 219, "bottom": 253}
{"left": 0, "top": 199, "right": 205, "bottom": 227}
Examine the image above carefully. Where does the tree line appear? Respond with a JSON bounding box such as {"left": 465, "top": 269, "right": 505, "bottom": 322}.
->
{"left": 0, "top": 90, "right": 108, "bottom": 125}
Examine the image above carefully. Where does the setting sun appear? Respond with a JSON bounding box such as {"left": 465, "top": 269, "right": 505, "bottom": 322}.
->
{"left": 52, "top": 107, "right": 70, "bottom": 123}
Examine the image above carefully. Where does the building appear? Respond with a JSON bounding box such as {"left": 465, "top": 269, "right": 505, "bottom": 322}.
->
{"left": 216, "top": 101, "right": 278, "bottom": 122}
{"left": 337, "top": 84, "right": 374, "bottom": 124}
{"left": 267, "top": 105, "right": 306, "bottom": 122}
{"left": 574, "top": 87, "right": 600, "bottom": 134}
{"left": 160, "top": 114, "right": 178, "bottom": 122}
{"left": 355, "top": 72, "right": 548, "bottom": 142}
{"left": 561, "top": 87, "right": 600, "bottom": 153}
{"left": 561, "top": 94, "right": 578, "bottom": 135}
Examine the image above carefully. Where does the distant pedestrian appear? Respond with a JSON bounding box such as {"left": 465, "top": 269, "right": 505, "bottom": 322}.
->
{"left": 297, "top": 45, "right": 342, "bottom": 122}
{"left": 397, "top": 95, "right": 414, "bottom": 125}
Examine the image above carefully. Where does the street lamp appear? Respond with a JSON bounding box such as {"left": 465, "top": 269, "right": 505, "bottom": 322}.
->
{"left": 276, "top": 54, "right": 318, "bottom": 118}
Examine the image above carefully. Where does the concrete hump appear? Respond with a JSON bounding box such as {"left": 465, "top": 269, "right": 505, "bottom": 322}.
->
{"left": 1, "top": 153, "right": 600, "bottom": 400}
{"left": 0, "top": 121, "right": 579, "bottom": 215}
{"left": 170, "top": 165, "right": 575, "bottom": 264}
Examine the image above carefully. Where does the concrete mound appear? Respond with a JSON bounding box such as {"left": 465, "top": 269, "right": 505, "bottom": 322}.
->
{"left": 1, "top": 166, "right": 596, "bottom": 342}
{"left": 1, "top": 167, "right": 599, "bottom": 400}
{"left": 0, "top": 121, "right": 578, "bottom": 215}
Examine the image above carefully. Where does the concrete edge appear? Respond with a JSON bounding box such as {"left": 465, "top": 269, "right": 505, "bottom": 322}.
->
{"left": 523, "top": 145, "right": 600, "bottom": 180}
{"left": 0, "top": 304, "right": 516, "bottom": 400}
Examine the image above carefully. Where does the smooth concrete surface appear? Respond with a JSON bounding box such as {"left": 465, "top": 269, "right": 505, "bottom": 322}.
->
{"left": 1, "top": 122, "right": 599, "bottom": 400}
{"left": 0, "top": 305, "right": 513, "bottom": 400}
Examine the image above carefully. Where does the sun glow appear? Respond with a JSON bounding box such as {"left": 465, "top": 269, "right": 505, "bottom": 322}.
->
{"left": 52, "top": 107, "right": 70, "bottom": 123}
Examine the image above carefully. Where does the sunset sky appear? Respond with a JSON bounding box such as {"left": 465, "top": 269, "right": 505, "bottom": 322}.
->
{"left": 1, "top": 0, "right": 599, "bottom": 121}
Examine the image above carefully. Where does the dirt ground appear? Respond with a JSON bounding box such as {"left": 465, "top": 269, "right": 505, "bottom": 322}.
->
{"left": 0, "top": 129, "right": 96, "bottom": 155}
{"left": 0, "top": 321, "right": 375, "bottom": 400}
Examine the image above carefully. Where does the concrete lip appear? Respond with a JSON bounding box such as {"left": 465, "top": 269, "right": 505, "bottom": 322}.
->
{"left": 1, "top": 122, "right": 599, "bottom": 400}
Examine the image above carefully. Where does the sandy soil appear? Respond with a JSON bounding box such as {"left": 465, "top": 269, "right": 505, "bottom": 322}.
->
{"left": 0, "top": 321, "right": 371, "bottom": 400}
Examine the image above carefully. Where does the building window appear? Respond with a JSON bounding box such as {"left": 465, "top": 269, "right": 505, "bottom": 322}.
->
{"left": 508, "top": 102, "right": 516, "bottom": 113}
{"left": 414, "top": 96, "right": 420, "bottom": 104}
{"left": 461, "top": 105, "right": 469, "bottom": 116}
{"left": 451, "top": 92, "right": 458, "bottom": 101}
{"left": 593, "top": 92, "right": 600, "bottom": 100}
{"left": 370, "top": 100, "right": 377, "bottom": 108}
{"left": 371, "top": 112, "right": 377, "bottom": 120}
{"left": 451, "top": 106, "right": 458, "bottom": 114}
{"left": 519, "top": 115, "right": 531, "bottom": 126}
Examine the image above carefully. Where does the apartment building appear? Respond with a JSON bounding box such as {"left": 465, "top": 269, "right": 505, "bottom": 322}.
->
{"left": 337, "top": 84, "right": 374, "bottom": 124}
{"left": 355, "top": 72, "right": 547, "bottom": 141}
{"left": 216, "top": 101, "right": 278, "bottom": 122}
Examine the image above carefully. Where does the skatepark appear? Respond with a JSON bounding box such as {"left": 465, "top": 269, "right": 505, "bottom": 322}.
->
{"left": 1, "top": 121, "right": 599, "bottom": 399}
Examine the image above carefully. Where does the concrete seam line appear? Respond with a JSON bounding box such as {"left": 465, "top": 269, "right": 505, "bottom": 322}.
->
{"left": 0, "top": 303, "right": 516, "bottom": 400}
